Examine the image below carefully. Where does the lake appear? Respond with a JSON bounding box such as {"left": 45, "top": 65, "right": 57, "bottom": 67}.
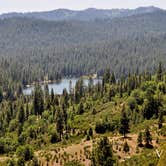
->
{"left": 23, "top": 78, "right": 101, "bottom": 95}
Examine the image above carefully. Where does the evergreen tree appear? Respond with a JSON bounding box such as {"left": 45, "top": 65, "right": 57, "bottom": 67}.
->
{"left": 16, "top": 158, "right": 25, "bottom": 166}
{"left": 119, "top": 109, "right": 130, "bottom": 137}
{"left": 54, "top": 95, "right": 59, "bottom": 106}
{"left": 144, "top": 127, "right": 152, "bottom": 147}
{"left": 25, "top": 104, "right": 29, "bottom": 120}
{"left": 88, "top": 127, "right": 93, "bottom": 137}
{"left": 16, "top": 145, "right": 34, "bottom": 161}
{"left": 119, "top": 82, "right": 123, "bottom": 98}
{"left": 77, "top": 102, "right": 84, "bottom": 115}
{"left": 143, "top": 89, "right": 159, "bottom": 119}
{"left": 17, "top": 105, "right": 25, "bottom": 124}
{"left": 103, "top": 69, "right": 110, "bottom": 84}
{"left": 110, "top": 72, "right": 116, "bottom": 84}
{"left": 0, "top": 87, "right": 3, "bottom": 103}
{"left": 62, "top": 88, "right": 69, "bottom": 108}
{"left": 123, "top": 141, "right": 130, "bottom": 153}
{"left": 88, "top": 76, "right": 94, "bottom": 95}
{"left": 56, "top": 109, "right": 64, "bottom": 140}
{"left": 108, "top": 87, "right": 115, "bottom": 101}
{"left": 5, "top": 109, "right": 12, "bottom": 124}
{"left": 91, "top": 136, "right": 114, "bottom": 166}
{"left": 51, "top": 88, "right": 54, "bottom": 104}
{"left": 50, "top": 131, "right": 59, "bottom": 143}
{"left": 69, "top": 80, "right": 73, "bottom": 95}
{"left": 157, "top": 62, "right": 163, "bottom": 81}
{"left": 33, "top": 85, "right": 44, "bottom": 115}
{"left": 158, "top": 110, "right": 164, "bottom": 129}
{"left": 44, "top": 84, "right": 50, "bottom": 109}
{"left": 75, "top": 79, "right": 84, "bottom": 103}
{"left": 137, "top": 132, "right": 143, "bottom": 147}
{"left": 6, "top": 159, "right": 15, "bottom": 166}
{"left": 62, "top": 104, "right": 68, "bottom": 130}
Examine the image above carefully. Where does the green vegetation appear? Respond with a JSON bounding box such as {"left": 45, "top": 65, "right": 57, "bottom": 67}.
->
{"left": 123, "top": 141, "right": 130, "bottom": 153}
{"left": 91, "top": 137, "right": 114, "bottom": 166}
{"left": 64, "top": 160, "right": 84, "bottom": 166}
{"left": 0, "top": 63, "right": 165, "bottom": 165}
{"left": 1, "top": 9, "right": 166, "bottom": 92}
{"left": 0, "top": 7, "right": 166, "bottom": 165}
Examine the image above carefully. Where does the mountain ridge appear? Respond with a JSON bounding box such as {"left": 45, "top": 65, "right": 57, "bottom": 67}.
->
{"left": 0, "top": 6, "right": 163, "bottom": 21}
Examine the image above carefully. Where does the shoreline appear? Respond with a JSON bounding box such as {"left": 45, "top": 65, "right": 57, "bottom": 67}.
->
{"left": 25, "top": 74, "right": 100, "bottom": 88}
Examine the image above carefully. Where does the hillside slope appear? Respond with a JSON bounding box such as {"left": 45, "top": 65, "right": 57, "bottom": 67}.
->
{"left": 1, "top": 11, "right": 166, "bottom": 84}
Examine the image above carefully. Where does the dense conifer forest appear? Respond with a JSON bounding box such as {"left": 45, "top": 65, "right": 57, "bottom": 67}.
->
{"left": 0, "top": 7, "right": 166, "bottom": 166}
{"left": 1, "top": 9, "right": 166, "bottom": 89}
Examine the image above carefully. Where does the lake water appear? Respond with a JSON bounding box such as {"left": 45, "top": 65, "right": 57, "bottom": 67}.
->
{"left": 23, "top": 78, "right": 101, "bottom": 95}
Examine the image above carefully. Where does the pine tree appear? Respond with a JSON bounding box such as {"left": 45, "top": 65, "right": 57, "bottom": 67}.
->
{"left": 158, "top": 111, "right": 164, "bottom": 129}
{"left": 75, "top": 79, "right": 84, "bottom": 103}
{"left": 91, "top": 136, "right": 114, "bottom": 166}
{"left": 56, "top": 109, "right": 64, "bottom": 141}
{"left": 25, "top": 104, "right": 29, "bottom": 120}
{"left": 77, "top": 102, "right": 84, "bottom": 115}
{"left": 17, "top": 105, "right": 25, "bottom": 124}
{"left": 44, "top": 84, "right": 50, "bottom": 109}
{"left": 88, "top": 127, "right": 93, "bottom": 138}
{"left": 110, "top": 72, "right": 116, "bottom": 84}
{"left": 137, "top": 132, "right": 143, "bottom": 147}
{"left": 0, "top": 87, "right": 3, "bottom": 103}
{"left": 103, "top": 68, "right": 110, "bottom": 84}
{"left": 33, "top": 85, "right": 44, "bottom": 115}
{"left": 88, "top": 76, "right": 94, "bottom": 95}
{"left": 119, "top": 109, "right": 130, "bottom": 137}
{"left": 62, "top": 88, "right": 69, "bottom": 108}
{"left": 51, "top": 88, "right": 54, "bottom": 104}
{"left": 62, "top": 104, "right": 68, "bottom": 130}
{"left": 157, "top": 62, "right": 163, "bottom": 81}
{"left": 119, "top": 82, "right": 123, "bottom": 98}
{"left": 144, "top": 127, "right": 152, "bottom": 147}
{"left": 123, "top": 141, "right": 130, "bottom": 153}
{"left": 109, "top": 87, "right": 115, "bottom": 101}
{"left": 69, "top": 80, "right": 73, "bottom": 95}
{"left": 5, "top": 109, "right": 12, "bottom": 124}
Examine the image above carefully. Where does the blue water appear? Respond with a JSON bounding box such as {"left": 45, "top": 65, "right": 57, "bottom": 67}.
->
{"left": 23, "top": 78, "right": 101, "bottom": 95}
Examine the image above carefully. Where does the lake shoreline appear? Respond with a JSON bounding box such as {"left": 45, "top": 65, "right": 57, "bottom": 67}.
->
{"left": 24, "top": 74, "right": 100, "bottom": 88}
{"left": 23, "top": 78, "right": 101, "bottom": 95}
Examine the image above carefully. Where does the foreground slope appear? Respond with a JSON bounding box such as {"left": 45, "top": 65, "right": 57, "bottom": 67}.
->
{"left": 0, "top": 67, "right": 166, "bottom": 165}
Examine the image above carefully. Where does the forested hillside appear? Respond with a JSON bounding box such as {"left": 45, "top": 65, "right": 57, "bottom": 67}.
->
{"left": 0, "top": 65, "right": 166, "bottom": 166}
{"left": 0, "top": 6, "right": 166, "bottom": 166}
{"left": 0, "top": 10, "right": 166, "bottom": 89}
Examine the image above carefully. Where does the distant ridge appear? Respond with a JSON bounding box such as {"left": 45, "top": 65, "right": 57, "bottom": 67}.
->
{"left": 0, "top": 6, "right": 163, "bottom": 21}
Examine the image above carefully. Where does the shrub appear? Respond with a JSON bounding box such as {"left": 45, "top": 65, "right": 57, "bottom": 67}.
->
{"left": 8, "top": 119, "right": 19, "bottom": 132}
{"left": 6, "top": 159, "right": 15, "bottom": 166}
{"left": 16, "top": 145, "right": 34, "bottom": 161}
{"left": 127, "top": 97, "right": 137, "bottom": 110}
{"left": 123, "top": 141, "right": 130, "bottom": 153}
{"left": 86, "top": 134, "right": 90, "bottom": 141}
{"left": 88, "top": 128, "right": 93, "bottom": 137}
{"left": 50, "top": 131, "right": 59, "bottom": 143}
{"left": 16, "top": 157, "right": 25, "bottom": 166}
{"left": 0, "top": 141, "right": 5, "bottom": 154}
{"left": 95, "top": 120, "right": 111, "bottom": 133}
